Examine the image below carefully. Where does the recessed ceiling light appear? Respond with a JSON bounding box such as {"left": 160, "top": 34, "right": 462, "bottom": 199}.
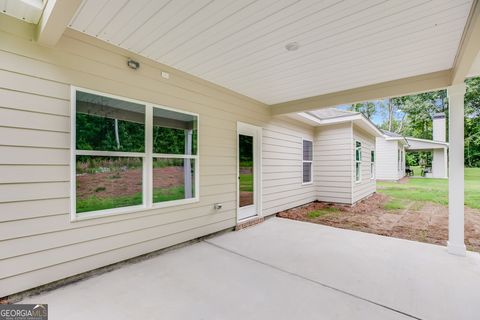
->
{"left": 285, "top": 42, "right": 299, "bottom": 51}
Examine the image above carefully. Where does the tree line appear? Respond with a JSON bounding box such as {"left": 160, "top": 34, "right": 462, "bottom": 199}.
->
{"left": 346, "top": 77, "right": 480, "bottom": 167}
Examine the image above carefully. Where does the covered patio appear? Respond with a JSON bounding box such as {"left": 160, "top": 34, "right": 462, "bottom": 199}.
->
{"left": 23, "top": 218, "right": 480, "bottom": 320}
{"left": 1, "top": 0, "right": 480, "bottom": 307}
{"left": 405, "top": 138, "right": 449, "bottom": 178}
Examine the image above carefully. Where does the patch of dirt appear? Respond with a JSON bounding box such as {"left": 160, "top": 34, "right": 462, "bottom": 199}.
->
{"left": 240, "top": 191, "right": 253, "bottom": 207}
{"left": 77, "top": 167, "right": 183, "bottom": 199}
{"left": 277, "top": 193, "right": 480, "bottom": 253}
{"left": 398, "top": 176, "right": 410, "bottom": 184}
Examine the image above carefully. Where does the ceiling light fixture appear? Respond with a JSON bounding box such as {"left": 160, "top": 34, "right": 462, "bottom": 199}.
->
{"left": 285, "top": 42, "right": 299, "bottom": 51}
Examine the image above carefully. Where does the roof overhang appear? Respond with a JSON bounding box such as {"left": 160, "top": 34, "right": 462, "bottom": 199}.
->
{"left": 405, "top": 137, "right": 449, "bottom": 151}
{"left": 383, "top": 135, "right": 409, "bottom": 146}
{"left": 299, "top": 111, "right": 383, "bottom": 137}
{"left": 1, "top": 0, "right": 479, "bottom": 110}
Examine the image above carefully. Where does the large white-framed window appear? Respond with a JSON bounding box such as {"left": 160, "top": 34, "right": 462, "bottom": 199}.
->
{"left": 355, "top": 141, "right": 362, "bottom": 183}
{"left": 71, "top": 87, "right": 199, "bottom": 221}
{"left": 302, "top": 139, "right": 313, "bottom": 184}
{"left": 370, "top": 150, "right": 375, "bottom": 179}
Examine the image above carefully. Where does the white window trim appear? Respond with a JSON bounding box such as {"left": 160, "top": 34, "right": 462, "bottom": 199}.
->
{"left": 302, "top": 138, "right": 313, "bottom": 185}
{"left": 370, "top": 149, "right": 375, "bottom": 180}
{"left": 70, "top": 86, "right": 200, "bottom": 221}
{"left": 355, "top": 140, "right": 362, "bottom": 183}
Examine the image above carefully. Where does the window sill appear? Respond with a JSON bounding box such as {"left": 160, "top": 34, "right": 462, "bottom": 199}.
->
{"left": 302, "top": 181, "right": 313, "bottom": 186}
{"left": 71, "top": 197, "right": 200, "bottom": 222}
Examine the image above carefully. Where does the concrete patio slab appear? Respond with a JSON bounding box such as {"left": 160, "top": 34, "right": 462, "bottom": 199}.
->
{"left": 208, "top": 217, "right": 480, "bottom": 320}
{"left": 21, "top": 217, "right": 480, "bottom": 319}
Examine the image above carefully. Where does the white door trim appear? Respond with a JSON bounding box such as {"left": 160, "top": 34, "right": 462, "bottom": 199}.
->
{"left": 237, "top": 122, "right": 262, "bottom": 222}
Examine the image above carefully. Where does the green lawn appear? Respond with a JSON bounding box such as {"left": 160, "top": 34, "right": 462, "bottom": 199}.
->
{"left": 239, "top": 172, "right": 253, "bottom": 192}
{"left": 307, "top": 207, "right": 340, "bottom": 218}
{"left": 77, "top": 186, "right": 186, "bottom": 213}
{"left": 377, "top": 168, "right": 480, "bottom": 209}
{"left": 409, "top": 165, "right": 422, "bottom": 176}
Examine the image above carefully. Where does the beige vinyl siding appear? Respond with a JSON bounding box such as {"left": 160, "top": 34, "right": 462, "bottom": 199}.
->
{"left": 352, "top": 125, "right": 376, "bottom": 203}
{"left": 262, "top": 117, "right": 315, "bottom": 216}
{"left": 375, "top": 138, "right": 402, "bottom": 180}
{"left": 0, "top": 16, "right": 311, "bottom": 297}
{"left": 314, "top": 123, "right": 353, "bottom": 204}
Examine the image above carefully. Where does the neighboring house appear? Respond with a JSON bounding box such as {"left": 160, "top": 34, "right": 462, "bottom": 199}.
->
{"left": 293, "top": 109, "right": 383, "bottom": 204}
{"left": 376, "top": 113, "right": 449, "bottom": 180}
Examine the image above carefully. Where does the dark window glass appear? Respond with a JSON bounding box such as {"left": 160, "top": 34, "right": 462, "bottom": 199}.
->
{"left": 76, "top": 91, "right": 145, "bottom": 152}
{"left": 152, "top": 107, "right": 197, "bottom": 155}
{"left": 239, "top": 135, "right": 254, "bottom": 207}
{"left": 303, "top": 162, "right": 312, "bottom": 183}
{"left": 303, "top": 140, "right": 313, "bottom": 161}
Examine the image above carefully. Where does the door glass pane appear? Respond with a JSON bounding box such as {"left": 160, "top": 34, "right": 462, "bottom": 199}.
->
{"left": 239, "top": 134, "right": 254, "bottom": 207}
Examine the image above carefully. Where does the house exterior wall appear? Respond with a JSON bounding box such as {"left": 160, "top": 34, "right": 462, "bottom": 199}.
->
{"left": 313, "top": 123, "right": 353, "bottom": 204}
{"left": 352, "top": 125, "right": 376, "bottom": 203}
{"left": 432, "top": 148, "right": 448, "bottom": 178}
{"left": 0, "top": 17, "right": 314, "bottom": 297}
{"left": 375, "top": 138, "right": 405, "bottom": 180}
{"left": 262, "top": 119, "right": 316, "bottom": 216}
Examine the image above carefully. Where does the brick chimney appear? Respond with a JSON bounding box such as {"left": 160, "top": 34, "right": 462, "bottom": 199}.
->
{"left": 433, "top": 113, "right": 446, "bottom": 142}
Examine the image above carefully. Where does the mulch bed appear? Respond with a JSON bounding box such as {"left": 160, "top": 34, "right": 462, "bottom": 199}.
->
{"left": 277, "top": 193, "right": 480, "bottom": 253}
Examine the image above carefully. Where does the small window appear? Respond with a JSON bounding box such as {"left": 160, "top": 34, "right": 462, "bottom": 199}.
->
{"left": 370, "top": 150, "right": 375, "bottom": 179}
{"left": 400, "top": 150, "right": 404, "bottom": 171}
{"left": 355, "top": 141, "right": 362, "bottom": 182}
{"left": 398, "top": 149, "right": 401, "bottom": 172}
{"left": 302, "top": 139, "right": 313, "bottom": 184}
{"left": 73, "top": 88, "right": 199, "bottom": 219}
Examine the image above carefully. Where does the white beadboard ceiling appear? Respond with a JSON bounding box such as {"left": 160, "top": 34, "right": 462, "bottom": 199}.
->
{"left": 68, "top": 0, "right": 473, "bottom": 105}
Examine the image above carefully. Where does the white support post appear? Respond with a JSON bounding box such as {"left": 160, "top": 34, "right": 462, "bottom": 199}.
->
{"left": 444, "top": 147, "right": 448, "bottom": 179}
{"left": 447, "top": 83, "right": 467, "bottom": 256}
{"left": 184, "top": 130, "right": 193, "bottom": 199}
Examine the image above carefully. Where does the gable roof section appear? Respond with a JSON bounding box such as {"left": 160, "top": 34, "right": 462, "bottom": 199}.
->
{"left": 406, "top": 137, "right": 449, "bottom": 150}
{"left": 381, "top": 130, "right": 449, "bottom": 149}
{"left": 297, "top": 108, "right": 383, "bottom": 137}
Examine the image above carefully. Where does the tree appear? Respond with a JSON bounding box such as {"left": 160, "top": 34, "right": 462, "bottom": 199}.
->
{"left": 465, "top": 77, "right": 480, "bottom": 167}
{"left": 347, "top": 102, "right": 376, "bottom": 119}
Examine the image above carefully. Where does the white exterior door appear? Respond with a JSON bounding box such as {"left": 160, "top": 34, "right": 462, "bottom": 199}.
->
{"left": 237, "top": 122, "right": 262, "bottom": 221}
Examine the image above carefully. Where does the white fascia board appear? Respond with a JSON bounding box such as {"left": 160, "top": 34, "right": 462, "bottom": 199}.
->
{"left": 405, "top": 137, "right": 449, "bottom": 146}
{"left": 299, "top": 112, "right": 383, "bottom": 137}
{"left": 298, "top": 112, "right": 362, "bottom": 125}
{"left": 356, "top": 117, "right": 384, "bottom": 137}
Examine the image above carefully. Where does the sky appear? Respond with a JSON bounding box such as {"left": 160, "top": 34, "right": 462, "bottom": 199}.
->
{"left": 336, "top": 100, "right": 405, "bottom": 126}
